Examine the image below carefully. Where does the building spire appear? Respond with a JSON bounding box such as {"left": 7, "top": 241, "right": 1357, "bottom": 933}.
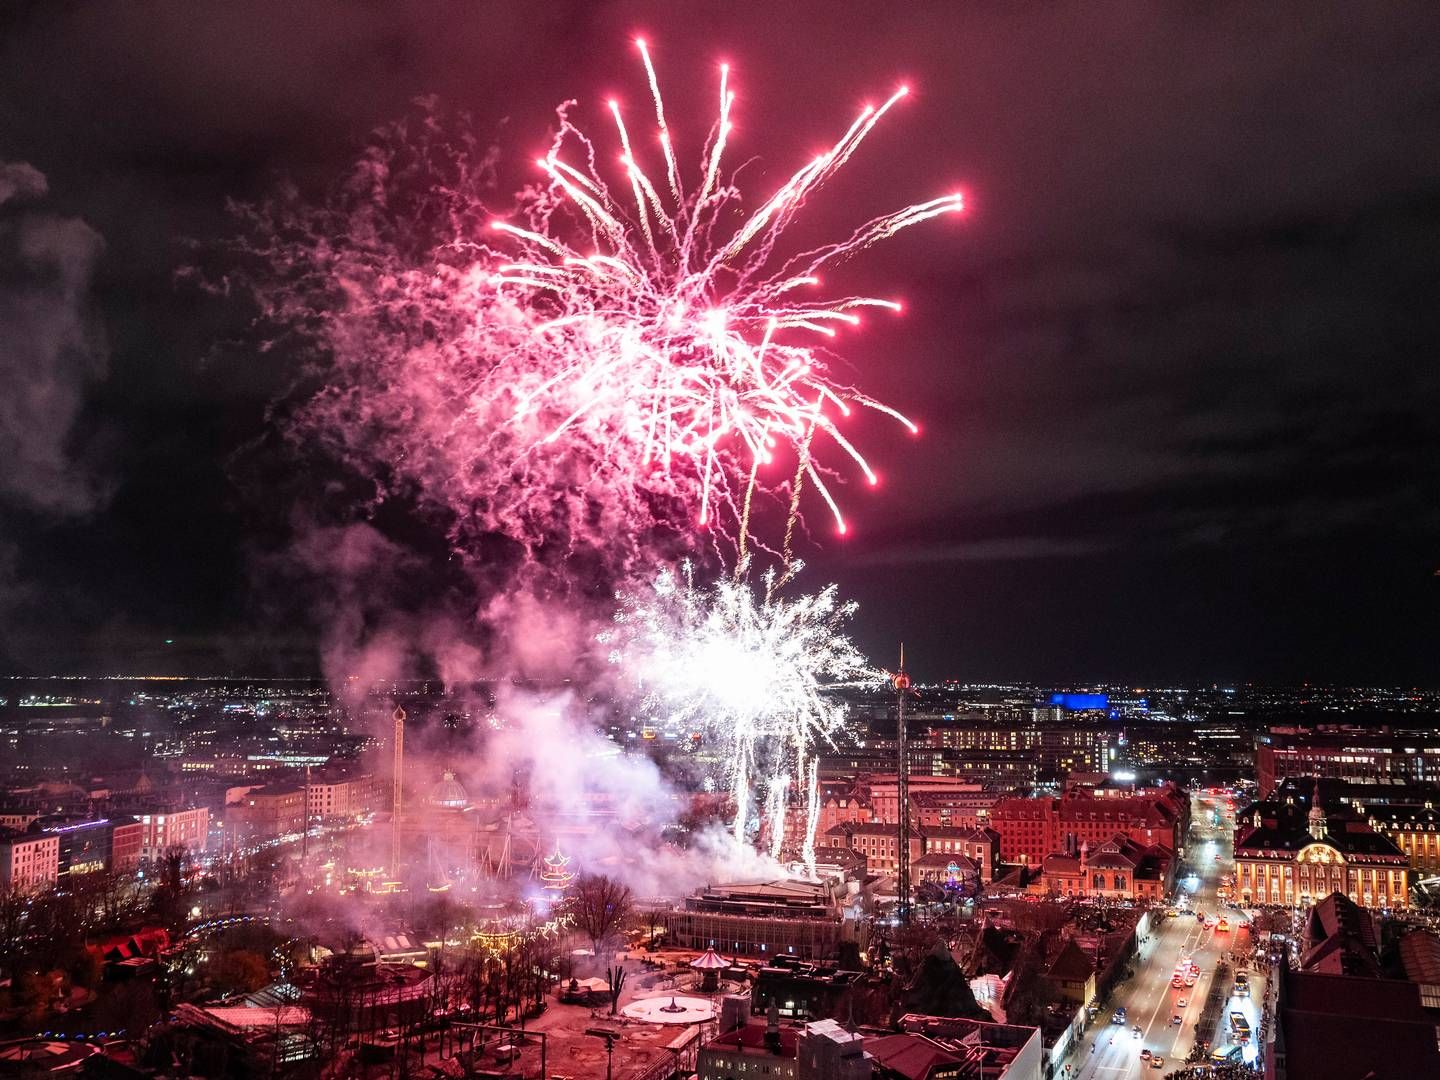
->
{"left": 1308, "top": 779, "right": 1327, "bottom": 840}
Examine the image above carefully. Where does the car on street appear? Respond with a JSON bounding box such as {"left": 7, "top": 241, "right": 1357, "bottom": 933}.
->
{"left": 1151, "top": 1056, "right": 1165, "bottom": 1069}
{"left": 1171, "top": 1014, "right": 1182, "bottom": 1025}
{"left": 1113, "top": 1007, "right": 1127, "bottom": 1024}
{"left": 1132, "top": 1025, "right": 1142, "bottom": 1039}
{"left": 1140, "top": 1049, "right": 1152, "bottom": 1061}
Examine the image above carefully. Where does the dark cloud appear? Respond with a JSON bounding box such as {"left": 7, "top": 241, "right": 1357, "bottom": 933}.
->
{"left": 0, "top": 0, "right": 1436, "bottom": 680}
{"left": 0, "top": 158, "right": 111, "bottom": 665}
{"left": 0, "top": 160, "right": 108, "bottom": 513}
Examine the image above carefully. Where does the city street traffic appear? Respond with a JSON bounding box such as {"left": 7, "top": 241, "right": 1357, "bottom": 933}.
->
{"left": 1065, "top": 792, "right": 1266, "bottom": 1078}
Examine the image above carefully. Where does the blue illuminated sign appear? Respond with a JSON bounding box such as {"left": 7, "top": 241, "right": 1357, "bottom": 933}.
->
{"left": 1049, "top": 693, "right": 1109, "bottom": 711}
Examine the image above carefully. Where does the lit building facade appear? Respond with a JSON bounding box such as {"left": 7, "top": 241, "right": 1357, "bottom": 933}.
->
{"left": 825, "top": 821, "right": 925, "bottom": 876}
{"left": 1038, "top": 834, "right": 1172, "bottom": 901}
{"left": 138, "top": 806, "right": 210, "bottom": 863}
{"left": 665, "top": 878, "right": 867, "bottom": 961}
{"left": 698, "top": 1012, "right": 797, "bottom": 1080}
{"left": 1234, "top": 784, "right": 1408, "bottom": 909}
{"left": 226, "top": 785, "right": 305, "bottom": 844}
{"left": 1256, "top": 727, "right": 1440, "bottom": 796}
{"left": 1358, "top": 800, "right": 1440, "bottom": 877}
{"left": 111, "top": 816, "right": 143, "bottom": 873}
{"left": 0, "top": 827, "right": 60, "bottom": 893}
{"left": 990, "top": 786, "right": 1186, "bottom": 865}
{"left": 307, "top": 773, "right": 377, "bottom": 820}
{"left": 44, "top": 818, "right": 115, "bottom": 877}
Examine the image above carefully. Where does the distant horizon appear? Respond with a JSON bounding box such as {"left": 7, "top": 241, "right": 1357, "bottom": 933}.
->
{"left": 5, "top": 672, "right": 1440, "bottom": 693}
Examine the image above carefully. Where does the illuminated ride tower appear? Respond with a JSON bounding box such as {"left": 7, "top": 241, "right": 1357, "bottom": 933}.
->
{"left": 391, "top": 704, "right": 406, "bottom": 877}
{"left": 894, "top": 646, "right": 913, "bottom": 926}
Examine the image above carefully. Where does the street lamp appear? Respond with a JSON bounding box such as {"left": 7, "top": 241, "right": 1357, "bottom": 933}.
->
{"left": 585, "top": 1027, "right": 620, "bottom": 1080}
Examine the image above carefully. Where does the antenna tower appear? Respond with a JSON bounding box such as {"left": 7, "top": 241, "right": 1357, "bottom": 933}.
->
{"left": 894, "top": 644, "right": 912, "bottom": 926}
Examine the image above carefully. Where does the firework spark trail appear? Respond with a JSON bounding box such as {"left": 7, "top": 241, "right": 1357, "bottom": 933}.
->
{"left": 493, "top": 45, "right": 962, "bottom": 539}
{"left": 241, "top": 44, "right": 960, "bottom": 569}
{"left": 601, "top": 561, "right": 884, "bottom": 871}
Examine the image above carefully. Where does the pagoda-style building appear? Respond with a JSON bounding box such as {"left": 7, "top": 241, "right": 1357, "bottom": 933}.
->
{"left": 539, "top": 843, "right": 576, "bottom": 892}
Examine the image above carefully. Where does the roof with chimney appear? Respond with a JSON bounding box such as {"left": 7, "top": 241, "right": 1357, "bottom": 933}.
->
{"left": 709, "top": 1017, "right": 798, "bottom": 1058}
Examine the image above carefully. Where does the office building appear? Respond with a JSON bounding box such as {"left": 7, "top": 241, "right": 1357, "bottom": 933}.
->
{"left": 1256, "top": 727, "right": 1440, "bottom": 796}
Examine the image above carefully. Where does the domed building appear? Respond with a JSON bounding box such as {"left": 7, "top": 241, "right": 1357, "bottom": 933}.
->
{"left": 429, "top": 770, "right": 470, "bottom": 810}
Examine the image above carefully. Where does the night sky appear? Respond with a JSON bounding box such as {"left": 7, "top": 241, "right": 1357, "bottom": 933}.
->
{"left": 2, "top": 1, "right": 1438, "bottom": 683}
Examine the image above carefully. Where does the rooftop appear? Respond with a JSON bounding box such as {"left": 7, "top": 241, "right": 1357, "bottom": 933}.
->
{"left": 866, "top": 1033, "right": 960, "bottom": 1080}
{"left": 1278, "top": 969, "right": 1440, "bottom": 1080}
{"left": 706, "top": 1019, "right": 798, "bottom": 1058}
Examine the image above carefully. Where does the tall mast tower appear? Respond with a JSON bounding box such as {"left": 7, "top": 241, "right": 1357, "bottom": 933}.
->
{"left": 894, "top": 645, "right": 912, "bottom": 926}
{"left": 391, "top": 704, "right": 406, "bottom": 877}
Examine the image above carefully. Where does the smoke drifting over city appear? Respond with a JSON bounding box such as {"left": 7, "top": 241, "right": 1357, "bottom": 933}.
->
{"left": 3, "top": 6, "right": 1440, "bottom": 1080}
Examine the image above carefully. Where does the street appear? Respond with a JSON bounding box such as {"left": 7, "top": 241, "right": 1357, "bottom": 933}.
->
{"left": 1064, "top": 792, "right": 1267, "bottom": 1079}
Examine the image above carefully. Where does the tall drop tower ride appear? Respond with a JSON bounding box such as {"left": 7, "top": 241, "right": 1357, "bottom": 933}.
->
{"left": 391, "top": 704, "right": 406, "bottom": 877}
{"left": 894, "top": 646, "right": 912, "bottom": 926}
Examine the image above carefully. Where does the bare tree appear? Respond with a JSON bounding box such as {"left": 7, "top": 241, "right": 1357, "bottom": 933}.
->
{"left": 568, "top": 873, "right": 634, "bottom": 956}
{"left": 0, "top": 884, "right": 26, "bottom": 985}
{"left": 151, "top": 843, "right": 196, "bottom": 933}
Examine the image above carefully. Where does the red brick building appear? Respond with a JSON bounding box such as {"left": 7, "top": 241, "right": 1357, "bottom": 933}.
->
{"left": 990, "top": 785, "right": 1186, "bottom": 865}
{"left": 824, "top": 821, "right": 925, "bottom": 876}
{"left": 1037, "top": 834, "right": 1174, "bottom": 900}
{"left": 225, "top": 785, "right": 305, "bottom": 845}
{"left": 137, "top": 806, "right": 209, "bottom": 863}
{"left": 825, "top": 822, "right": 1002, "bottom": 883}
{"left": 816, "top": 783, "right": 875, "bottom": 834}
{"left": 110, "top": 816, "right": 143, "bottom": 873}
